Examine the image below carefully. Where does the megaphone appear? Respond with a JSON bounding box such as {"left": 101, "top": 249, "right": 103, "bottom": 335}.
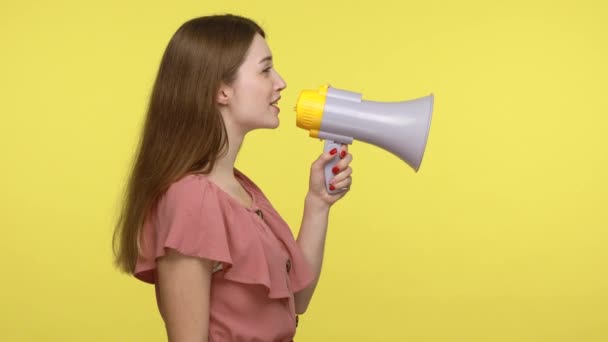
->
{"left": 295, "top": 84, "right": 434, "bottom": 194}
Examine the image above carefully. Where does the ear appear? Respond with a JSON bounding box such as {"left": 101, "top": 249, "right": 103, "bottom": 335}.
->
{"left": 216, "top": 82, "right": 232, "bottom": 106}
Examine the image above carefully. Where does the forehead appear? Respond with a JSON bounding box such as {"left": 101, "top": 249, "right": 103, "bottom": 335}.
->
{"left": 244, "top": 34, "right": 271, "bottom": 62}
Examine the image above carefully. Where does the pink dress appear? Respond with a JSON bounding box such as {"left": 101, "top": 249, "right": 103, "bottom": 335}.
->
{"left": 134, "top": 169, "right": 315, "bottom": 341}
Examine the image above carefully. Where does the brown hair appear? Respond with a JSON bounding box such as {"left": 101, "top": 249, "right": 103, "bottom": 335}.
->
{"left": 113, "top": 14, "right": 265, "bottom": 274}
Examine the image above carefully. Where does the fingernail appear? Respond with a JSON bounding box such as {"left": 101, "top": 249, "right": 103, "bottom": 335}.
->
{"left": 329, "top": 184, "right": 335, "bottom": 191}
{"left": 332, "top": 166, "right": 339, "bottom": 175}
{"left": 340, "top": 150, "right": 346, "bottom": 159}
{"left": 330, "top": 148, "right": 337, "bottom": 155}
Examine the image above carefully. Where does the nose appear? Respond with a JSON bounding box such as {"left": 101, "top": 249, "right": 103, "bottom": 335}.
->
{"left": 275, "top": 71, "right": 287, "bottom": 91}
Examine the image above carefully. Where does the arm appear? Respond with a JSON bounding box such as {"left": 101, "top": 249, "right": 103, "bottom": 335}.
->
{"left": 294, "top": 145, "right": 353, "bottom": 314}
{"left": 157, "top": 248, "right": 214, "bottom": 342}
{"left": 294, "top": 194, "right": 330, "bottom": 314}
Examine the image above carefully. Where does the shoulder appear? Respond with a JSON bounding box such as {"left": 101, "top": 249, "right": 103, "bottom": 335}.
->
{"left": 159, "top": 174, "right": 212, "bottom": 213}
{"left": 166, "top": 174, "right": 206, "bottom": 194}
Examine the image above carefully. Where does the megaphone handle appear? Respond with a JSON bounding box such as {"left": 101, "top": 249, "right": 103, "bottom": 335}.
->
{"left": 323, "top": 140, "right": 344, "bottom": 195}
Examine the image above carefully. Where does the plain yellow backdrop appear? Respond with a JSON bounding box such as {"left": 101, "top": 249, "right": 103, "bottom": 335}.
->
{"left": 1, "top": 0, "right": 606, "bottom": 341}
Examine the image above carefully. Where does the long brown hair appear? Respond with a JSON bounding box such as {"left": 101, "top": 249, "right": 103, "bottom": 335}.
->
{"left": 113, "top": 14, "right": 265, "bottom": 274}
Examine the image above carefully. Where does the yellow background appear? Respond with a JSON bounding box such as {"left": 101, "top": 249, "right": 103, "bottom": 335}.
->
{"left": 1, "top": 0, "right": 607, "bottom": 341}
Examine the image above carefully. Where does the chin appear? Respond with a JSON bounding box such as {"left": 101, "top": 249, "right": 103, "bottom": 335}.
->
{"left": 265, "top": 116, "right": 280, "bottom": 129}
{"left": 271, "top": 117, "right": 280, "bottom": 128}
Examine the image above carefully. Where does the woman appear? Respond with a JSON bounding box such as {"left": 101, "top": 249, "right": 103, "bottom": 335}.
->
{"left": 113, "top": 14, "right": 353, "bottom": 342}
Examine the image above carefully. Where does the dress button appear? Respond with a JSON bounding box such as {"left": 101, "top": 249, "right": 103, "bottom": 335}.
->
{"left": 255, "top": 209, "right": 263, "bottom": 219}
{"left": 286, "top": 258, "right": 291, "bottom": 273}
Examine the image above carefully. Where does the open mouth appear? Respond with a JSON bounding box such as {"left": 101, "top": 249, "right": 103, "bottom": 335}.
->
{"left": 270, "top": 96, "right": 281, "bottom": 106}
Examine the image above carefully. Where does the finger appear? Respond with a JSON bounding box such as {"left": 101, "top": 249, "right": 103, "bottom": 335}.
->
{"left": 312, "top": 147, "right": 339, "bottom": 171}
{"left": 331, "top": 153, "right": 353, "bottom": 173}
{"left": 330, "top": 166, "right": 353, "bottom": 184}
{"left": 331, "top": 176, "right": 352, "bottom": 191}
{"left": 339, "top": 144, "right": 349, "bottom": 159}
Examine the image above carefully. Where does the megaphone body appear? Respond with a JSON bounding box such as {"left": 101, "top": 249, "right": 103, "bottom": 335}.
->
{"left": 295, "top": 84, "right": 434, "bottom": 194}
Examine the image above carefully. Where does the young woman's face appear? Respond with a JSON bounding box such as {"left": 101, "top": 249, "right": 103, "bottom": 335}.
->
{"left": 221, "top": 33, "right": 287, "bottom": 132}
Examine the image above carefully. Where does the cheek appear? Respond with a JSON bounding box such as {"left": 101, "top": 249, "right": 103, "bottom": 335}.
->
{"left": 235, "top": 78, "right": 265, "bottom": 104}
{"left": 247, "top": 83, "right": 270, "bottom": 108}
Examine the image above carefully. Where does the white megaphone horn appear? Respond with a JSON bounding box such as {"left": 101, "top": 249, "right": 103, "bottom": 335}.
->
{"left": 294, "top": 84, "right": 434, "bottom": 194}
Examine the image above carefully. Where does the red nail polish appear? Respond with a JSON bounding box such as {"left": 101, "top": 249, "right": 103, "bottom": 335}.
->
{"left": 340, "top": 150, "right": 346, "bottom": 158}
{"left": 329, "top": 184, "right": 335, "bottom": 191}
{"left": 332, "top": 166, "right": 339, "bottom": 174}
{"left": 330, "top": 148, "right": 337, "bottom": 155}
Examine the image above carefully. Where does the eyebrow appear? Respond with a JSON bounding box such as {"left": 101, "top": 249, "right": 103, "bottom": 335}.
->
{"left": 258, "top": 56, "right": 273, "bottom": 64}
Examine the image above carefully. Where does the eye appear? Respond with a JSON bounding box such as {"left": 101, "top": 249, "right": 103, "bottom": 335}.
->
{"left": 263, "top": 66, "right": 272, "bottom": 73}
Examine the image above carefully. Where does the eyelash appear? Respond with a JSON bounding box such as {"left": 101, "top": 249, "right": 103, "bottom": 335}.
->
{"left": 263, "top": 66, "right": 272, "bottom": 73}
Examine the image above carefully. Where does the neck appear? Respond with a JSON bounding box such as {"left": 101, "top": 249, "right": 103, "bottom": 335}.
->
{"left": 207, "top": 118, "right": 246, "bottom": 184}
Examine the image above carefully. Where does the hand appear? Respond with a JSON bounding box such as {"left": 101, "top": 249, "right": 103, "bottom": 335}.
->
{"left": 307, "top": 144, "right": 353, "bottom": 208}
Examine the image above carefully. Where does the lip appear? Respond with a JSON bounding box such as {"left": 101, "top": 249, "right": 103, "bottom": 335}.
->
{"left": 270, "top": 96, "right": 281, "bottom": 105}
{"left": 270, "top": 103, "right": 280, "bottom": 114}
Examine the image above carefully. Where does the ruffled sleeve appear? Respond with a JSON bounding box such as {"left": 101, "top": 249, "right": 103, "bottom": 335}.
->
{"left": 134, "top": 175, "right": 232, "bottom": 283}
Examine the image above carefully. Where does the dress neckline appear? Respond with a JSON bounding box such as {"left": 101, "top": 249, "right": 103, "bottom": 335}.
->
{"left": 195, "top": 168, "right": 258, "bottom": 212}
